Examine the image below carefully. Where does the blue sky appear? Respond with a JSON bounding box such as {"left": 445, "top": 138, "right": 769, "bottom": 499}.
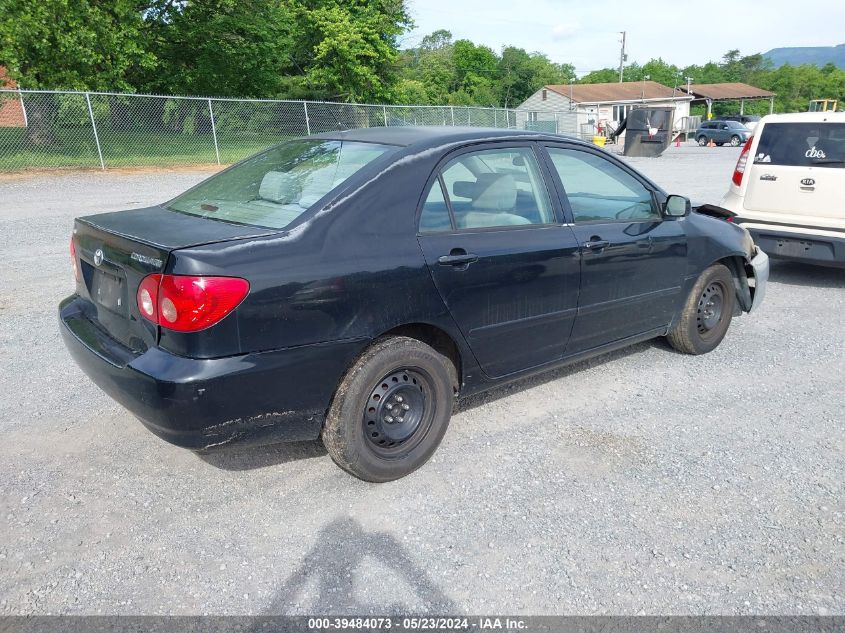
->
{"left": 404, "top": 0, "right": 845, "bottom": 75}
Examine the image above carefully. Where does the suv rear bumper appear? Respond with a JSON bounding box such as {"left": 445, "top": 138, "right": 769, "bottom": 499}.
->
{"left": 59, "top": 295, "right": 365, "bottom": 450}
{"left": 737, "top": 221, "right": 845, "bottom": 268}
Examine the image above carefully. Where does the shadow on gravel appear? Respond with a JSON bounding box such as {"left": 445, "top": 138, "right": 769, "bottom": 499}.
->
{"left": 457, "top": 339, "right": 657, "bottom": 414}
{"left": 263, "top": 516, "right": 457, "bottom": 614}
{"left": 196, "top": 439, "right": 326, "bottom": 471}
{"left": 768, "top": 261, "right": 844, "bottom": 289}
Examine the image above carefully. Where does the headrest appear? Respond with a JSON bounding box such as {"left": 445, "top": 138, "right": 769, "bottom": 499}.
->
{"left": 471, "top": 173, "right": 517, "bottom": 212}
{"left": 452, "top": 180, "right": 477, "bottom": 199}
{"left": 258, "top": 171, "right": 301, "bottom": 204}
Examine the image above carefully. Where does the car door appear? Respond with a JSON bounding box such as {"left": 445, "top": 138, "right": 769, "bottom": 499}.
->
{"left": 416, "top": 143, "right": 581, "bottom": 378}
{"left": 541, "top": 143, "right": 687, "bottom": 354}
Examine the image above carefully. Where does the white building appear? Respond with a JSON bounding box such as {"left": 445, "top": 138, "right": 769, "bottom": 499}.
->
{"left": 516, "top": 81, "right": 693, "bottom": 139}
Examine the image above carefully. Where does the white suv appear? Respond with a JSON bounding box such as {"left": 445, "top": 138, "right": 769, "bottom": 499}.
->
{"left": 720, "top": 112, "right": 845, "bottom": 267}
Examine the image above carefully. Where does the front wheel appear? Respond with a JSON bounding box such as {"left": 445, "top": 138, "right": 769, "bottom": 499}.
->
{"left": 697, "top": 135, "right": 708, "bottom": 146}
{"left": 666, "top": 264, "right": 736, "bottom": 355}
{"left": 322, "top": 336, "right": 457, "bottom": 482}
{"left": 730, "top": 135, "right": 741, "bottom": 146}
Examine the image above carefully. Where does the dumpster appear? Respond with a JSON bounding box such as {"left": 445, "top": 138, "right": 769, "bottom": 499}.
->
{"left": 614, "top": 107, "right": 675, "bottom": 157}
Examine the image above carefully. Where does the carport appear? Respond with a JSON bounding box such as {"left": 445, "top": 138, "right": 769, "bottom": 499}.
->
{"left": 682, "top": 82, "right": 776, "bottom": 119}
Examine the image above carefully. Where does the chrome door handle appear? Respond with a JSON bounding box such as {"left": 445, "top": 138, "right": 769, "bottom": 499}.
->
{"left": 583, "top": 240, "right": 610, "bottom": 250}
{"left": 438, "top": 253, "right": 478, "bottom": 266}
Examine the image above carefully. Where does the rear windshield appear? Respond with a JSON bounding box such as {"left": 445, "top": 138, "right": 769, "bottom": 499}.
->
{"left": 167, "top": 140, "right": 395, "bottom": 228}
{"left": 754, "top": 122, "right": 845, "bottom": 168}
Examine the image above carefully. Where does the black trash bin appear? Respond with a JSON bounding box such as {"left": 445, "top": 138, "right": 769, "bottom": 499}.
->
{"left": 617, "top": 107, "right": 675, "bottom": 157}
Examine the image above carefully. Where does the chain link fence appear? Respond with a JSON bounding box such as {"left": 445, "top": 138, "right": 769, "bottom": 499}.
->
{"left": 0, "top": 89, "right": 582, "bottom": 172}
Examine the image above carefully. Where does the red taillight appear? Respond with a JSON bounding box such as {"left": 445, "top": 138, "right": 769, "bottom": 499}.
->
{"left": 136, "top": 274, "right": 249, "bottom": 332}
{"left": 732, "top": 136, "right": 754, "bottom": 187}
{"left": 70, "top": 238, "right": 80, "bottom": 284}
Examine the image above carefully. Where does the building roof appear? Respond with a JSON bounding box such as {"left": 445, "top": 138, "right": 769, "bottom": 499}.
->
{"left": 546, "top": 81, "right": 691, "bottom": 104}
{"left": 682, "top": 82, "right": 775, "bottom": 100}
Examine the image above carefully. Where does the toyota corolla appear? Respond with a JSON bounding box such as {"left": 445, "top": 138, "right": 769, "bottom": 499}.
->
{"left": 60, "top": 127, "right": 768, "bottom": 481}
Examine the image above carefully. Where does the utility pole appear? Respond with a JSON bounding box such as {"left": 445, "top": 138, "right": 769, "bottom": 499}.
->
{"left": 618, "top": 31, "right": 627, "bottom": 82}
{"left": 685, "top": 76, "right": 693, "bottom": 95}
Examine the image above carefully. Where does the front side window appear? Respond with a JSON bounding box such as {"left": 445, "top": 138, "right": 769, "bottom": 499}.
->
{"left": 547, "top": 147, "right": 660, "bottom": 223}
{"left": 753, "top": 122, "right": 845, "bottom": 168}
{"left": 430, "top": 147, "right": 554, "bottom": 230}
{"left": 167, "top": 140, "right": 395, "bottom": 229}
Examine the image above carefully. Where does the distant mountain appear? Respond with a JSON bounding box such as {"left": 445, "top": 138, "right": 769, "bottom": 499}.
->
{"left": 763, "top": 43, "right": 845, "bottom": 69}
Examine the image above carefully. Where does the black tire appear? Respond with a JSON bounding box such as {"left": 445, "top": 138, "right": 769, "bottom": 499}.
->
{"left": 697, "top": 135, "right": 708, "bottom": 146}
{"left": 716, "top": 142, "right": 725, "bottom": 146}
{"left": 730, "top": 135, "right": 741, "bottom": 147}
{"left": 666, "top": 264, "right": 736, "bottom": 355}
{"left": 322, "top": 336, "right": 457, "bottom": 482}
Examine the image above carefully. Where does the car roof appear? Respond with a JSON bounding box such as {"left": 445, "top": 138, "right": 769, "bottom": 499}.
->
{"left": 760, "top": 112, "right": 845, "bottom": 124}
{"left": 311, "top": 125, "right": 586, "bottom": 149}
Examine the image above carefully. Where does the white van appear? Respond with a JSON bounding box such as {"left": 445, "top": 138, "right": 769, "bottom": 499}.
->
{"left": 720, "top": 112, "right": 845, "bottom": 267}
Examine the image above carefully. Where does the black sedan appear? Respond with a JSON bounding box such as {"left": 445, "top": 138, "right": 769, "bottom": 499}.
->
{"left": 60, "top": 127, "right": 769, "bottom": 481}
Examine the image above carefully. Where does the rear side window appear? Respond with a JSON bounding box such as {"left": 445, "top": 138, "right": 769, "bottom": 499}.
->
{"left": 419, "top": 180, "right": 452, "bottom": 233}
{"left": 754, "top": 122, "right": 845, "bottom": 168}
{"left": 420, "top": 147, "right": 554, "bottom": 231}
{"left": 167, "top": 140, "right": 395, "bottom": 229}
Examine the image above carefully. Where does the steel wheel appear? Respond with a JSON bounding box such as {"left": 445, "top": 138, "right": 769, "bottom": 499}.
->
{"left": 323, "top": 336, "right": 456, "bottom": 482}
{"left": 696, "top": 280, "right": 727, "bottom": 340}
{"left": 363, "top": 369, "right": 433, "bottom": 456}
{"left": 666, "top": 263, "right": 736, "bottom": 355}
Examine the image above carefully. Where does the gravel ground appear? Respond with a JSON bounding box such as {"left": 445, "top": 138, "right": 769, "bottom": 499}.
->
{"left": 0, "top": 143, "right": 843, "bottom": 615}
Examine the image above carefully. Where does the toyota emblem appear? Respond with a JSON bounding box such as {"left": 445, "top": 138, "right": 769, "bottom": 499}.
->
{"left": 93, "top": 249, "right": 104, "bottom": 266}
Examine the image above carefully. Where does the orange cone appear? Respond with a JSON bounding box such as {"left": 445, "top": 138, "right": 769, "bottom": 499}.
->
{"left": 707, "top": 138, "right": 716, "bottom": 147}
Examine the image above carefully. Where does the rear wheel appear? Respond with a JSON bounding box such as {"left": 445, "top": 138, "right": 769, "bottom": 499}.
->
{"left": 322, "top": 336, "right": 457, "bottom": 482}
{"left": 697, "top": 135, "right": 708, "bottom": 146}
{"left": 730, "top": 135, "right": 741, "bottom": 146}
{"left": 666, "top": 264, "right": 736, "bottom": 355}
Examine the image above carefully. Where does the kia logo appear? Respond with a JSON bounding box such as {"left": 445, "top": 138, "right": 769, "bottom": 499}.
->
{"left": 801, "top": 178, "right": 815, "bottom": 186}
{"left": 93, "top": 249, "right": 104, "bottom": 266}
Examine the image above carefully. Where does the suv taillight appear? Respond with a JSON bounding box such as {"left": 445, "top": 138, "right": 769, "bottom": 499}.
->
{"left": 137, "top": 274, "right": 249, "bottom": 332}
{"left": 732, "top": 136, "right": 754, "bottom": 186}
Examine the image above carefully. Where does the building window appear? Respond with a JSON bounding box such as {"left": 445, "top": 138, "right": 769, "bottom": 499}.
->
{"left": 542, "top": 89, "right": 547, "bottom": 101}
{"left": 612, "top": 105, "right": 629, "bottom": 122}
{"left": 528, "top": 112, "right": 538, "bottom": 122}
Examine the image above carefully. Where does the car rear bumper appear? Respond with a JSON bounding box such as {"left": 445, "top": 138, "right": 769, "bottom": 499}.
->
{"left": 59, "top": 295, "right": 365, "bottom": 450}
{"left": 738, "top": 222, "right": 845, "bottom": 268}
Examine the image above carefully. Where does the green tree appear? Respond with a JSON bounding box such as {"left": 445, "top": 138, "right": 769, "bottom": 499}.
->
{"left": 498, "top": 47, "right": 570, "bottom": 107}
{"left": 0, "top": 0, "right": 155, "bottom": 144}
{"left": 146, "top": 0, "right": 296, "bottom": 97}
{"left": 299, "top": 0, "right": 412, "bottom": 102}
{"left": 150, "top": 0, "right": 411, "bottom": 102}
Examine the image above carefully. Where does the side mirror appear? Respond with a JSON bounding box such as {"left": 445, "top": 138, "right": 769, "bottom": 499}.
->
{"left": 664, "top": 195, "right": 691, "bottom": 218}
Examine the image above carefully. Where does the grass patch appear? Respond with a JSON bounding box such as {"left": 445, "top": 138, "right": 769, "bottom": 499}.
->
{"left": 0, "top": 128, "right": 293, "bottom": 171}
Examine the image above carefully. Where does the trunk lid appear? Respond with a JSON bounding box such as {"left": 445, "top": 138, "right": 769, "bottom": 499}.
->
{"left": 72, "top": 206, "right": 276, "bottom": 352}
